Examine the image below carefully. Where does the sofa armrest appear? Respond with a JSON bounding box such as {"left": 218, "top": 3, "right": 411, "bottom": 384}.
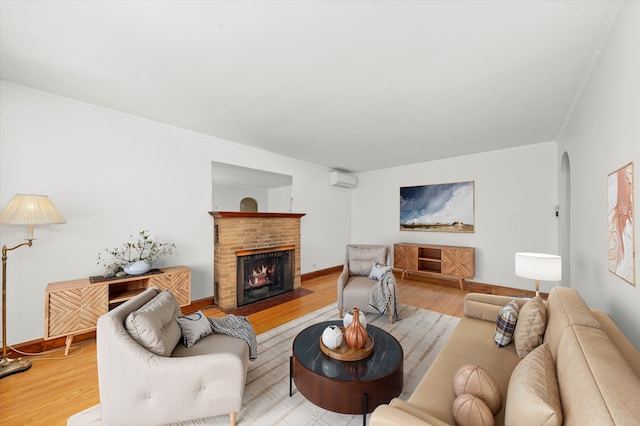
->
{"left": 592, "top": 309, "right": 640, "bottom": 378}
{"left": 370, "top": 399, "right": 451, "bottom": 426}
{"left": 337, "top": 265, "right": 349, "bottom": 311}
{"left": 463, "top": 293, "right": 527, "bottom": 322}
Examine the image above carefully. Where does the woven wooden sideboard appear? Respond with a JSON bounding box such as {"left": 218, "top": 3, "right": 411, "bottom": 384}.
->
{"left": 394, "top": 243, "right": 474, "bottom": 289}
{"left": 44, "top": 266, "right": 191, "bottom": 354}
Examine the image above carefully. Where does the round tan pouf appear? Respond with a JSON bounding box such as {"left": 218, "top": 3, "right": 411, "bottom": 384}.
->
{"left": 453, "top": 364, "right": 502, "bottom": 415}
{"left": 453, "top": 393, "right": 495, "bottom": 426}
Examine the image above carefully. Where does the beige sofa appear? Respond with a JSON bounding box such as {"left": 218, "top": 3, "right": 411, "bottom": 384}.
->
{"left": 370, "top": 287, "right": 640, "bottom": 425}
{"left": 68, "top": 287, "right": 250, "bottom": 426}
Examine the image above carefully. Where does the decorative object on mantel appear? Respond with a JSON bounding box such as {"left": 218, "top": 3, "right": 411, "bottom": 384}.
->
{"left": 97, "top": 230, "right": 176, "bottom": 277}
{"left": 0, "top": 194, "right": 66, "bottom": 379}
{"left": 344, "top": 308, "right": 368, "bottom": 350}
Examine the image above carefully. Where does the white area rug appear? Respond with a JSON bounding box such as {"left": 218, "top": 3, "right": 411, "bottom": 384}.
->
{"left": 190, "top": 303, "right": 460, "bottom": 426}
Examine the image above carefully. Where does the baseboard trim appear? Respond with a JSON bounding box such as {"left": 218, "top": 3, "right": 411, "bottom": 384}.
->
{"left": 6, "top": 296, "right": 215, "bottom": 359}
{"left": 301, "top": 265, "right": 342, "bottom": 281}
{"left": 397, "top": 270, "right": 547, "bottom": 298}
{"left": 7, "top": 267, "right": 541, "bottom": 357}
{"left": 5, "top": 331, "right": 97, "bottom": 360}
{"left": 187, "top": 296, "right": 215, "bottom": 312}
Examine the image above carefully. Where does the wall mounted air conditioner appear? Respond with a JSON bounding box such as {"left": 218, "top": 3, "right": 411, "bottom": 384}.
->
{"left": 328, "top": 171, "right": 357, "bottom": 189}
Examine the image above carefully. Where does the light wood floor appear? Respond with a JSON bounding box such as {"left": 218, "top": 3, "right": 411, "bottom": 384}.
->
{"left": 0, "top": 273, "right": 467, "bottom": 425}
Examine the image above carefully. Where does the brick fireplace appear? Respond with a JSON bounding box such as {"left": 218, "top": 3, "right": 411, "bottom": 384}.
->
{"left": 210, "top": 211, "right": 305, "bottom": 310}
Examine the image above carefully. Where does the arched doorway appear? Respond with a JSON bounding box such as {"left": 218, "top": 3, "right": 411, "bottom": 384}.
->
{"left": 240, "top": 197, "right": 258, "bottom": 212}
{"left": 559, "top": 152, "right": 571, "bottom": 287}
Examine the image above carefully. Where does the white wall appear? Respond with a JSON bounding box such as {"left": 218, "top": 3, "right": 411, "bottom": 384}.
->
{"left": 268, "top": 186, "right": 293, "bottom": 212}
{"left": 352, "top": 142, "right": 559, "bottom": 290}
{"left": 557, "top": 1, "right": 639, "bottom": 347}
{"left": 212, "top": 184, "right": 267, "bottom": 212}
{"left": 0, "top": 81, "right": 352, "bottom": 344}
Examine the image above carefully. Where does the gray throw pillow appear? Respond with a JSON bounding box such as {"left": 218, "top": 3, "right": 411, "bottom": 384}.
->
{"left": 176, "top": 310, "right": 213, "bottom": 348}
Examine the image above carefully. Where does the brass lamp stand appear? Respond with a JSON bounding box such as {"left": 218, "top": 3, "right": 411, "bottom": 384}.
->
{"left": 1, "top": 240, "right": 34, "bottom": 378}
{"left": 0, "top": 194, "right": 66, "bottom": 379}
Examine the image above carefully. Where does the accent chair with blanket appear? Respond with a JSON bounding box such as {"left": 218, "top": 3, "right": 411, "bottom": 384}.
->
{"left": 337, "top": 244, "right": 399, "bottom": 323}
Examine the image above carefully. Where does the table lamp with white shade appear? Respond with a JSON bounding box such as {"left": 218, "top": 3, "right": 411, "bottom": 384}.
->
{"left": 515, "top": 252, "right": 562, "bottom": 296}
{"left": 0, "top": 194, "right": 66, "bottom": 379}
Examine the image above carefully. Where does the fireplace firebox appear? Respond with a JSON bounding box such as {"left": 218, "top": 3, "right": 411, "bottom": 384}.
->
{"left": 236, "top": 248, "right": 294, "bottom": 306}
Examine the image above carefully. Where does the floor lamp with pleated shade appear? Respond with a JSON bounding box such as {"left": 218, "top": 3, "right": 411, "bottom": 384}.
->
{"left": 0, "top": 194, "right": 65, "bottom": 379}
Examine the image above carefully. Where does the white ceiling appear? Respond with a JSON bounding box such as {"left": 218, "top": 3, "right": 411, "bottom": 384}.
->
{"left": 0, "top": 1, "right": 623, "bottom": 173}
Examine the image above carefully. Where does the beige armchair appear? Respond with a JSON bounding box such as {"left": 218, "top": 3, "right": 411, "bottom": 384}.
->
{"left": 70, "top": 287, "right": 249, "bottom": 426}
{"left": 337, "top": 244, "right": 397, "bottom": 323}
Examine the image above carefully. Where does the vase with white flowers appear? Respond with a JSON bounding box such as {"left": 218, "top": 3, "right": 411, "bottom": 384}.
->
{"left": 97, "top": 230, "right": 176, "bottom": 276}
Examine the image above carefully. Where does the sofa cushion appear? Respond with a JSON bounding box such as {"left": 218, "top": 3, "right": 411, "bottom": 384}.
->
{"left": 494, "top": 300, "right": 519, "bottom": 347}
{"left": 556, "top": 324, "right": 640, "bottom": 425}
{"left": 176, "top": 310, "right": 212, "bottom": 348}
{"left": 407, "top": 316, "right": 520, "bottom": 426}
{"left": 348, "top": 246, "right": 387, "bottom": 276}
{"left": 349, "top": 260, "right": 372, "bottom": 277}
{"left": 124, "top": 290, "right": 182, "bottom": 356}
{"left": 514, "top": 296, "right": 546, "bottom": 358}
{"left": 452, "top": 393, "right": 495, "bottom": 426}
{"left": 464, "top": 294, "right": 527, "bottom": 322}
{"left": 543, "top": 287, "right": 601, "bottom": 359}
{"left": 505, "top": 342, "right": 562, "bottom": 426}
{"left": 453, "top": 364, "right": 502, "bottom": 415}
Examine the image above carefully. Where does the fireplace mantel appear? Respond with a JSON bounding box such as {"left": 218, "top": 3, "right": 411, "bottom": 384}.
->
{"left": 211, "top": 211, "right": 305, "bottom": 310}
{"left": 209, "top": 211, "right": 306, "bottom": 219}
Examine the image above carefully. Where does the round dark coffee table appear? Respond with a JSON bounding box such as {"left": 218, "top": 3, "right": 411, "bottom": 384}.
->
{"left": 290, "top": 320, "right": 403, "bottom": 423}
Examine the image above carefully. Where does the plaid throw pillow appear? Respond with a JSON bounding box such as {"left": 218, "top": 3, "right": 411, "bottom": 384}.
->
{"left": 495, "top": 301, "right": 520, "bottom": 347}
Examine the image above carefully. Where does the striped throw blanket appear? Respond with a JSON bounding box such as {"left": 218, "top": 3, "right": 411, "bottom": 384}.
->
{"left": 369, "top": 271, "right": 400, "bottom": 322}
{"left": 208, "top": 314, "right": 258, "bottom": 361}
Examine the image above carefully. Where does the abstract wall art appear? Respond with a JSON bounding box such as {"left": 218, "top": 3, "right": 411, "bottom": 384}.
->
{"left": 608, "top": 162, "right": 635, "bottom": 286}
{"left": 400, "top": 181, "right": 474, "bottom": 233}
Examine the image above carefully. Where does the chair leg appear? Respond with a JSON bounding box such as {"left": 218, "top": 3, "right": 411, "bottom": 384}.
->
{"left": 230, "top": 412, "right": 237, "bottom": 426}
{"left": 339, "top": 309, "right": 343, "bottom": 318}
{"left": 388, "top": 314, "right": 393, "bottom": 324}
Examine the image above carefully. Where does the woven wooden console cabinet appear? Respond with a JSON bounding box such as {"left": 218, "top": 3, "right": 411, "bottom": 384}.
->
{"left": 394, "top": 243, "right": 474, "bottom": 289}
{"left": 44, "top": 266, "right": 190, "bottom": 354}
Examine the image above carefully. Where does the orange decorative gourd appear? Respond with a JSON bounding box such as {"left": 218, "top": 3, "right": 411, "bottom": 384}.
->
{"left": 344, "top": 308, "right": 368, "bottom": 349}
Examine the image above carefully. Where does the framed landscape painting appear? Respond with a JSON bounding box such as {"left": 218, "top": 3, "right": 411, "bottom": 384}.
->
{"left": 400, "top": 181, "right": 474, "bottom": 233}
{"left": 608, "top": 162, "right": 635, "bottom": 286}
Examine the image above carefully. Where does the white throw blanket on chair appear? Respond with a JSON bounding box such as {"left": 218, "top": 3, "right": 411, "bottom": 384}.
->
{"left": 369, "top": 271, "right": 400, "bottom": 322}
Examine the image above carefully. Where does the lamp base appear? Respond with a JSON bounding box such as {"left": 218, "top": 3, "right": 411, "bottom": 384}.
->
{"left": 0, "top": 356, "right": 32, "bottom": 379}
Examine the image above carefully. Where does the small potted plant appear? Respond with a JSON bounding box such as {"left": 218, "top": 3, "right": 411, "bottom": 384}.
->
{"left": 97, "top": 230, "right": 176, "bottom": 276}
